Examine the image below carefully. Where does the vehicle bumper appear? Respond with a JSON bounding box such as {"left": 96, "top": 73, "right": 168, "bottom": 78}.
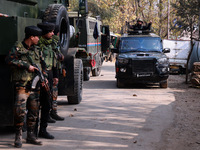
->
{"left": 116, "top": 73, "right": 169, "bottom": 83}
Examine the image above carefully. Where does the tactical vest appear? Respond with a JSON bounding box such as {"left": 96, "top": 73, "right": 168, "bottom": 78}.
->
{"left": 11, "top": 42, "right": 42, "bottom": 82}
{"left": 38, "top": 37, "right": 57, "bottom": 70}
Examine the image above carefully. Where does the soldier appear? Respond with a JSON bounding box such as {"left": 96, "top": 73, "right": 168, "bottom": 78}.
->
{"left": 129, "top": 19, "right": 152, "bottom": 30}
{"left": 6, "top": 26, "right": 43, "bottom": 148}
{"left": 50, "top": 26, "right": 65, "bottom": 121}
{"left": 37, "top": 22, "right": 64, "bottom": 139}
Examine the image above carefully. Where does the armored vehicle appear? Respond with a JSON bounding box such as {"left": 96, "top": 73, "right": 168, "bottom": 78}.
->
{"left": 68, "top": 10, "right": 110, "bottom": 81}
{"left": 113, "top": 30, "right": 170, "bottom": 88}
{"left": 0, "top": 0, "right": 83, "bottom": 126}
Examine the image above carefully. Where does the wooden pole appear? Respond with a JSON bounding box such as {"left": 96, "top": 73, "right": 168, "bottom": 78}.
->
{"left": 167, "top": 0, "right": 170, "bottom": 39}
{"left": 199, "top": 0, "right": 200, "bottom": 39}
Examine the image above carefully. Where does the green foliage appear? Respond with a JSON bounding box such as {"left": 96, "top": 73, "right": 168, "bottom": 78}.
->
{"left": 171, "top": 0, "right": 199, "bottom": 39}
{"left": 68, "top": 0, "right": 199, "bottom": 39}
{"left": 171, "top": 0, "right": 199, "bottom": 27}
{"left": 89, "top": 0, "right": 171, "bottom": 37}
{"left": 68, "top": 0, "right": 79, "bottom": 11}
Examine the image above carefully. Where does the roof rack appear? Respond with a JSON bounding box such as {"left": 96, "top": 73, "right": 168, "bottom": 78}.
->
{"left": 127, "top": 29, "right": 152, "bottom": 35}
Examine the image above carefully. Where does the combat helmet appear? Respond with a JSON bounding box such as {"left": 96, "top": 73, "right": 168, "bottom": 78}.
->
{"left": 137, "top": 18, "right": 143, "bottom": 23}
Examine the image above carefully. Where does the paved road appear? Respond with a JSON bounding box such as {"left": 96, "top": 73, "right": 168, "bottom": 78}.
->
{"left": 0, "top": 61, "right": 175, "bottom": 150}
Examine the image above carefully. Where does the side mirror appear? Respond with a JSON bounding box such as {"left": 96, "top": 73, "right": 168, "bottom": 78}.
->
{"left": 163, "top": 48, "right": 170, "bottom": 53}
{"left": 111, "top": 48, "right": 119, "bottom": 53}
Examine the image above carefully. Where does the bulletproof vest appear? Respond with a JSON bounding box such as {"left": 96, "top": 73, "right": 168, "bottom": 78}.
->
{"left": 11, "top": 42, "right": 42, "bottom": 82}
{"left": 38, "top": 37, "right": 57, "bottom": 70}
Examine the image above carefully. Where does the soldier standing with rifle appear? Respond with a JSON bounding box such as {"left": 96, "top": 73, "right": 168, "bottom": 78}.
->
{"left": 50, "top": 27, "right": 65, "bottom": 121}
{"left": 6, "top": 26, "right": 44, "bottom": 148}
{"left": 37, "top": 22, "right": 64, "bottom": 140}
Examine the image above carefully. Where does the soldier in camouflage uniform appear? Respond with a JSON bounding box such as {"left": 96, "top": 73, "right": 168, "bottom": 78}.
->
{"left": 37, "top": 22, "right": 64, "bottom": 139}
{"left": 50, "top": 27, "right": 65, "bottom": 121}
{"left": 6, "top": 26, "right": 44, "bottom": 148}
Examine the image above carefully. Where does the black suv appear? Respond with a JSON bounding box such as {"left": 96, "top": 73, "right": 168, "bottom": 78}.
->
{"left": 113, "top": 31, "right": 170, "bottom": 88}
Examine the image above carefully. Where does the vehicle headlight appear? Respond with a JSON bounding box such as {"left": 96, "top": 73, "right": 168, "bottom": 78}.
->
{"left": 120, "top": 68, "right": 126, "bottom": 72}
{"left": 157, "top": 58, "right": 168, "bottom": 64}
{"left": 161, "top": 67, "right": 169, "bottom": 72}
{"left": 118, "top": 58, "right": 129, "bottom": 64}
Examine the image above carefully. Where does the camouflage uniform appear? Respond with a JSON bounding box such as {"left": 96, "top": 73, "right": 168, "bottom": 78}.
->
{"left": 7, "top": 41, "right": 43, "bottom": 127}
{"left": 37, "top": 36, "right": 58, "bottom": 139}
{"left": 37, "top": 22, "right": 64, "bottom": 139}
{"left": 51, "top": 35, "right": 64, "bottom": 113}
{"left": 38, "top": 37, "right": 56, "bottom": 102}
{"left": 38, "top": 35, "right": 64, "bottom": 120}
{"left": 7, "top": 40, "right": 44, "bottom": 147}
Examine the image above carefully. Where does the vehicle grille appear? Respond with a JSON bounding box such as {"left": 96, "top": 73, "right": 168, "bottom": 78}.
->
{"left": 132, "top": 59, "right": 156, "bottom": 73}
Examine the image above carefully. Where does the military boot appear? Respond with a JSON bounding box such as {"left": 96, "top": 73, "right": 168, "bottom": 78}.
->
{"left": 38, "top": 127, "right": 54, "bottom": 139}
{"left": 14, "top": 127, "right": 22, "bottom": 148}
{"left": 26, "top": 129, "right": 42, "bottom": 145}
{"left": 47, "top": 116, "right": 56, "bottom": 123}
{"left": 50, "top": 110, "right": 65, "bottom": 121}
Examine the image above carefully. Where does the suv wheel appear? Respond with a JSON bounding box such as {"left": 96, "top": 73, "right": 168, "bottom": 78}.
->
{"left": 117, "top": 78, "right": 124, "bottom": 88}
{"left": 92, "top": 67, "right": 101, "bottom": 76}
{"left": 83, "top": 67, "right": 91, "bottom": 81}
{"left": 160, "top": 80, "right": 168, "bottom": 88}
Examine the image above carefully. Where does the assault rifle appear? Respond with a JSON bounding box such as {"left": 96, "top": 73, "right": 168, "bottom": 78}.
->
{"left": 31, "top": 64, "right": 52, "bottom": 99}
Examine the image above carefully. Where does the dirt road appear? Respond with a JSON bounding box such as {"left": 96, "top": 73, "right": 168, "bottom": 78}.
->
{"left": 0, "top": 61, "right": 199, "bottom": 150}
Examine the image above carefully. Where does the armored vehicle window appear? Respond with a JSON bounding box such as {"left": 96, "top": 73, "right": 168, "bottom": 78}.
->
{"left": 119, "top": 37, "right": 162, "bottom": 53}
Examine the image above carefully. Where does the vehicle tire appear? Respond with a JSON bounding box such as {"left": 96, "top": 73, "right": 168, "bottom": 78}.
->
{"left": 160, "top": 80, "right": 168, "bottom": 88}
{"left": 83, "top": 67, "right": 91, "bottom": 81}
{"left": 92, "top": 59, "right": 102, "bottom": 76}
{"left": 117, "top": 78, "right": 124, "bottom": 88}
{"left": 43, "top": 4, "right": 70, "bottom": 56}
{"left": 67, "top": 59, "right": 83, "bottom": 104}
{"left": 92, "top": 67, "right": 101, "bottom": 76}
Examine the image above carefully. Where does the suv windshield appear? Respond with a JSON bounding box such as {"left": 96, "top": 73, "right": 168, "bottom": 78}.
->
{"left": 119, "top": 37, "right": 163, "bottom": 53}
